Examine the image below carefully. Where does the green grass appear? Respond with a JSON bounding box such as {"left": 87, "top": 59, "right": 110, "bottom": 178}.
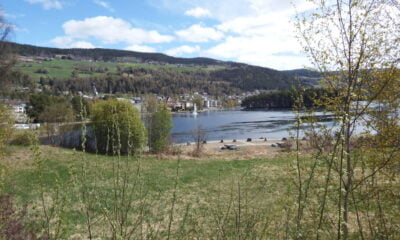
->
{"left": 15, "top": 59, "right": 226, "bottom": 82}
{"left": 1, "top": 145, "right": 294, "bottom": 238}
{"left": 3, "top": 144, "right": 400, "bottom": 239}
{"left": 3, "top": 146, "right": 276, "bottom": 201}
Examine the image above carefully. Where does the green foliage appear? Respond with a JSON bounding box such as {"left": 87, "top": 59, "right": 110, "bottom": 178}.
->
{"left": 0, "top": 104, "right": 13, "bottom": 156}
{"left": 10, "top": 130, "right": 38, "bottom": 146}
{"left": 192, "top": 96, "right": 203, "bottom": 110}
{"left": 26, "top": 93, "right": 54, "bottom": 122}
{"left": 71, "top": 96, "right": 91, "bottom": 120}
{"left": 149, "top": 105, "right": 173, "bottom": 153}
{"left": 91, "top": 99, "right": 147, "bottom": 154}
{"left": 26, "top": 94, "right": 78, "bottom": 123}
{"left": 39, "top": 102, "right": 75, "bottom": 124}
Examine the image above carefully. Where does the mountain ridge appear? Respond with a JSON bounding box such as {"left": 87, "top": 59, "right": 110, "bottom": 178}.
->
{"left": 8, "top": 42, "right": 320, "bottom": 94}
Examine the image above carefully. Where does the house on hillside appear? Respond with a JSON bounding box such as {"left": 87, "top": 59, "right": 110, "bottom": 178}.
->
{"left": 10, "top": 103, "right": 29, "bottom": 123}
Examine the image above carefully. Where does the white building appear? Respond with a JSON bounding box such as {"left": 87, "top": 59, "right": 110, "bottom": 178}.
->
{"left": 11, "top": 104, "right": 28, "bottom": 123}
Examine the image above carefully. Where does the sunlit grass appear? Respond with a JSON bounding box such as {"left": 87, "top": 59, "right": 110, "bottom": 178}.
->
{"left": 14, "top": 59, "right": 226, "bottom": 82}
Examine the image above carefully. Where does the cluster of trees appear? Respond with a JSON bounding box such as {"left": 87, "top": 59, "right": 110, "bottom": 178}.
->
{"left": 25, "top": 93, "right": 173, "bottom": 154}
{"left": 210, "top": 65, "right": 294, "bottom": 90}
{"left": 91, "top": 97, "right": 172, "bottom": 154}
{"left": 141, "top": 95, "right": 173, "bottom": 153}
{"left": 13, "top": 63, "right": 317, "bottom": 101}
{"left": 241, "top": 88, "right": 335, "bottom": 109}
{"left": 46, "top": 64, "right": 312, "bottom": 95}
{"left": 50, "top": 68, "right": 238, "bottom": 96}
{"left": 26, "top": 94, "right": 91, "bottom": 123}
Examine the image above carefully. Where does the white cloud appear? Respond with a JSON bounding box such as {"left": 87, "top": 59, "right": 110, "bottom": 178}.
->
{"left": 61, "top": 16, "right": 173, "bottom": 44}
{"left": 184, "top": 7, "right": 212, "bottom": 18}
{"left": 205, "top": 36, "right": 308, "bottom": 69}
{"left": 125, "top": 44, "right": 156, "bottom": 53}
{"left": 2, "top": 11, "right": 25, "bottom": 19}
{"left": 196, "top": 0, "right": 314, "bottom": 69}
{"left": 25, "top": 0, "right": 63, "bottom": 10}
{"left": 200, "top": 2, "right": 314, "bottom": 69}
{"left": 50, "top": 36, "right": 96, "bottom": 48}
{"left": 166, "top": 45, "right": 201, "bottom": 56}
{"left": 93, "top": 0, "right": 114, "bottom": 12}
{"left": 146, "top": 0, "right": 316, "bottom": 69}
{"left": 175, "top": 24, "right": 224, "bottom": 43}
{"left": 71, "top": 41, "right": 97, "bottom": 48}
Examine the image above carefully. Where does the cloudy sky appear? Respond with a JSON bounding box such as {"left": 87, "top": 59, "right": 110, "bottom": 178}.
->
{"left": 1, "top": 0, "right": 315, "bottom": 70}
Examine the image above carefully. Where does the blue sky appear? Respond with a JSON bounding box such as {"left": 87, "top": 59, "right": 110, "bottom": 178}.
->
{"left": 1, "top": 0, "right": 314, "bottom": 70}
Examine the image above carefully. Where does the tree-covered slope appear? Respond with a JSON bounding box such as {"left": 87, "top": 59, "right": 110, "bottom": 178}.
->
{"left": 8, "top": 42, "right": 320, "bottom": 94}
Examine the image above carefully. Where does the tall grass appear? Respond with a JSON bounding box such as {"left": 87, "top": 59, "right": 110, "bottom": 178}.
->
{"left": 2, "top": 98, "right": 400, "bottom": 239}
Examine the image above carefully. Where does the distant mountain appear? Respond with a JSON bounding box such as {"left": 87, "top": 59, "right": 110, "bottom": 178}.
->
{"left": 8, "top": 42, "right": 321, "bottom": 94}
{"left": 9, "top": 42, "right": 227, "bottom": 66}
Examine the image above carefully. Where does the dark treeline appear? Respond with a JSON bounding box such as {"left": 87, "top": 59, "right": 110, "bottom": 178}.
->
{"left": 210, "top": 65, "right": 294, "bottom": 90}
{"left": 241, "top": 88, "right": 336, "bottom": 109}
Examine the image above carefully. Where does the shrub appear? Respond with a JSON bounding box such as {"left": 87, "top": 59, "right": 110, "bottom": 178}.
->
{"left": 91, "top": 99, "right": 147, "bottom": 155}
{"left": 10, "top": 130, "right": 37, "bottom": 146}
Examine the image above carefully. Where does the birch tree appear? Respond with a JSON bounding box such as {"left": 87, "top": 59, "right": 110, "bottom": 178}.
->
{"left": 295, "top": 0, "right": 400, "bottom": 239}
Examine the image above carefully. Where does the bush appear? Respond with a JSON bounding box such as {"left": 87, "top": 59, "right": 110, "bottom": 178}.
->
{"left": 10, "top": 130, "right": 37, "bottom": 146}
{"left": 91, "top": 99, "right": 147, "bottom": 155}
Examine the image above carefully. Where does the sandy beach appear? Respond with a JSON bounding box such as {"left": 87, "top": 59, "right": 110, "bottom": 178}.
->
{"left": 173, "top": 138, "right": 295, "bottom": 159}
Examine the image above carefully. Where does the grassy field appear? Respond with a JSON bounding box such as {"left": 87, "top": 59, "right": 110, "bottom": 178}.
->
{"left": 1, "top": 145, "right": 294, "bottom": 239}
{"left": 2, "top": 143, "right": 399, "bottom": 239}
{"left": 15, "top": 59, "right": 226, "bottom": 82}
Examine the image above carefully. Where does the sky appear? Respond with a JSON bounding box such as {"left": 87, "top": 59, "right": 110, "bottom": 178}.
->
{"left": 1, "top": 0, "right": 315, "bottom": 70}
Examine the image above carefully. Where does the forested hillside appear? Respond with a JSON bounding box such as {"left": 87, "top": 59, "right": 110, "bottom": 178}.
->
{"left": 8, "top": 42, "right": 320, "bottom": 94}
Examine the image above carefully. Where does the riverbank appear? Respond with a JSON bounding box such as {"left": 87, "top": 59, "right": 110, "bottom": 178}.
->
{"left": 171, "top": 138, "right": 303, "bottom": 159}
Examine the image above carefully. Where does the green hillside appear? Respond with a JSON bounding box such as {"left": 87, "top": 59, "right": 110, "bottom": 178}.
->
{"left": 8, "top": 42, "right": 320, "bottom": 94}
{"left": 15, "top": 59, "right": 225, "bottom": 82}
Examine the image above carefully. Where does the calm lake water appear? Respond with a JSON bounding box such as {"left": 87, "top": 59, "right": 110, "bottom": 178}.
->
{"left": 171, "top": 108, "right": 337, "bottom": 143}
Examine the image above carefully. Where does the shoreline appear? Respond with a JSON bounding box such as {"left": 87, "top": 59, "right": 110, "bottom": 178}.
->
{"left": 168, "top": 137, "right": 304, "bottom": 159}
{"left": 174, "top": 138, "right": 286, "bottom": 146}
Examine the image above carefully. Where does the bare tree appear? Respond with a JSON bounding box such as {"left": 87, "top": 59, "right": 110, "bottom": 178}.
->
{"left": 295, "top": 0, "right": 400, "bottom": 239}
{"left": 191, "top": 125, "right": 206, "bottom": 157}
{"left": 0, "top": 8, "right": 16, "bottom": 91}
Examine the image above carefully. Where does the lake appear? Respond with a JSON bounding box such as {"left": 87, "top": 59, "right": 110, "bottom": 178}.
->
{"left": 171, "top": 108, "right": 337, "bottom": 143}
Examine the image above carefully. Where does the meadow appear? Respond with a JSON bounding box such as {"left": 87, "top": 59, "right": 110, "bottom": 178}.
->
{"left": 2, "top": 135, "right": 400, "bottom": 239}
{"left": 2, "top": 144, "right": 295, "bottom": 239}
{"left": 15, "top": 59, "right": 226, "bottom": 82}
